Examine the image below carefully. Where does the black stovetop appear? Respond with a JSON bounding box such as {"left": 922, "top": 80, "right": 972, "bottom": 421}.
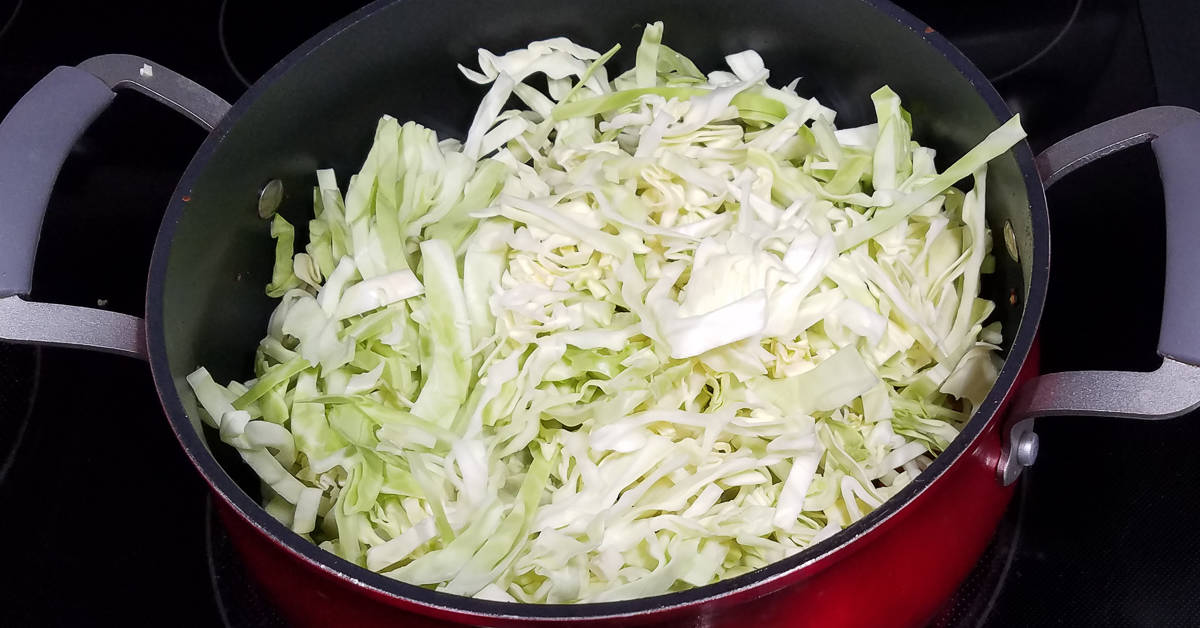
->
{"left": 2, "top": 1, "right": 1199, "bottom": 626}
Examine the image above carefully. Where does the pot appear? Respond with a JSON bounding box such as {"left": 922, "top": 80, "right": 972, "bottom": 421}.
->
{"left": 3, "top": 1, "right": 1199, "bottom": 626}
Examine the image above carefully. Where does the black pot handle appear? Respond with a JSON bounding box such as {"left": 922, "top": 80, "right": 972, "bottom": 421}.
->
{"left": 0, "top": 55, "right": 229, "bottom": 359}
{"left": 999, "top": 106, "right": 1200, "bottom": 485}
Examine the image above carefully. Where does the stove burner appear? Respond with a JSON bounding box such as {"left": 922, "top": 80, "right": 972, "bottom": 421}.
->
{"left": 986, "top": 0, "right": 1082, "bottom": 83}
{"left": 204, "top": 480, "right": 1029, "bottom": 627}
{"left": 206, "top": 499, "right": 287, "bottom": 628}
{"left": 216, "top": 0, "right": 370, "bottom": 91}
{"left": 0, "top": 343, "right": 39, "bottom": 486}
{"left": 217, "top": 0, "right": 252, "bottom": 89}
{"left": 0, "top": 0, "right": 22, "bottom": 44}
{"left": 931, "top": 479, "right": 1028, "bottom": 628}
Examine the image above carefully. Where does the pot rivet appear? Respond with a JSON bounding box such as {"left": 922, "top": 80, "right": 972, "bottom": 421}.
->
{"left": 1003, "top": 221, "right": 1019, "bottom": 263}
{"left": 258, "top": 179, "right": 284, "bottom": 219}
{"left": 1016, "top": 431, "right": 1039, "bottom": 467}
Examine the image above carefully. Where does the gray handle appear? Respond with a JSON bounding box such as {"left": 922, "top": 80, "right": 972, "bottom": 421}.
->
{"left": 1036, "top": 106, "right": 1200, "bottom": 366}
{"left": 0, "top": 56, "right": 230, "bottom": 360}
{"left": 1000, "top": 106, "right": 1200, "bottom": 485}
{"left": 0, "top": 66, "right": 114, "bottom": 297}
{"left": 1153, "top": 118, "right": 1200, "bottom": 365}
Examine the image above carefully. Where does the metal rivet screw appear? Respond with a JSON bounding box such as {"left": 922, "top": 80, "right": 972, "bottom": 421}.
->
{"left": 1015, "top": 431, "right": 1039, "bottom": 467}
{"left": 1003, "top": 220, "right": 1019, "bottom": 263}
{"left": 258, "top": 179, "right": 284, "bottom": 219}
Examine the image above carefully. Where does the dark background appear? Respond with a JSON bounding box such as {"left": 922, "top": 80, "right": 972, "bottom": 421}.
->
{"left": 0, "top": 1, "right": 1198, "bottom": 626}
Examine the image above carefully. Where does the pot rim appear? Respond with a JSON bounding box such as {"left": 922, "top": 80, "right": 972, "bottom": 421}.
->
{"left": 145, "top": 0, "right": 1050, "bottom": 620}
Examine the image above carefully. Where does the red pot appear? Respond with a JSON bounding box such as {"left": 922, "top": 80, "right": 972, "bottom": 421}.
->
{"left": 3, "top": 0, "right": 1199, "bottom": 626}
{"left": 217, "top": 348, "right": 1040, "bottom": 628}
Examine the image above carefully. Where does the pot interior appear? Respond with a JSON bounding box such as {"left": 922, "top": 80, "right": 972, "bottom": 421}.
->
{"left": 152, "top": 0, "right": 1044, "bottom": 614}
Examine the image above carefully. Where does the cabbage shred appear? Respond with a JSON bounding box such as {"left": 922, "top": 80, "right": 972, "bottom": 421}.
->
{"left": 188, "top": 23, "right": 1023, "bottom": 603}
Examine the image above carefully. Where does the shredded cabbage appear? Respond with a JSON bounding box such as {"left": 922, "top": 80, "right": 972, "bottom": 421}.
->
{"left": 188, "top": 23, "right": 1023, "bottom": 603}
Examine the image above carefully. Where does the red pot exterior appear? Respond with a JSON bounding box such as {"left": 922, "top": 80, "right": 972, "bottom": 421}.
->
{"left": 215, "top": 346, "right": 1040, "bottom": 628}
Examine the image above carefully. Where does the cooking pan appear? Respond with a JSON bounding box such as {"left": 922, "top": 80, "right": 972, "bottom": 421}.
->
{"left": 3, "top": 1, "right": 1200, "bottom": 626}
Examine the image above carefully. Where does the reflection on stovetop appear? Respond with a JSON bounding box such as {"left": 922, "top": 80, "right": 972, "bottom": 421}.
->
{"left": 2, "top": 1, "right": 1198, "bottom": 626}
